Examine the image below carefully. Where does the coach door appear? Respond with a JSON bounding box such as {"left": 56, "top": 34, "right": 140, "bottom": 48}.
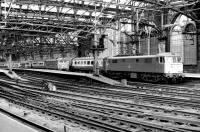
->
{"left": 158, "top": 56, "right": 165, "bottom": 73}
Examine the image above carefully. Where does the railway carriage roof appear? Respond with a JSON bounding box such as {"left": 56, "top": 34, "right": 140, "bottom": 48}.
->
{"left": 21, "top": 61, "right": 32, "bottom": 63}
{"left": 73, "top": 57, "right": 103, "bottom": 60}
{"left": 45, "top": 58, "right": 71, "bottom": 61}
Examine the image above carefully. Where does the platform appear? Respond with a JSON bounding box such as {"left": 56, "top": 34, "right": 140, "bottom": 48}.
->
{"left": 184, "top": 73, "right": 200, "bottom": 78}
{"left": 0, "top": 69, "right": 25, "bottom": 81}
{"left": 13, "top": 68, "right": 121, "bottom": 85}
{"left": 0, "top": 112, "right": 38, "bottom": 132}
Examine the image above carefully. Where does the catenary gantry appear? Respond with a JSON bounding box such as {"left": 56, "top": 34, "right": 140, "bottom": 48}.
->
{"left": 0, "top": 0, "right": 199, "bottom": 58}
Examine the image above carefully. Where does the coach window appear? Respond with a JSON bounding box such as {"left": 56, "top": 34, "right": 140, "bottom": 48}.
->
{"left": 122, "top": 59, "right": 125, "bottom": 62}
{"left": 136, "top": 59, "right": 139, "bottom": 63}
{"left": 84, "top": 61, "right": 86, "bottom": 64}
{"left": 91, "top": 61, "right": 94, "bottom": 65}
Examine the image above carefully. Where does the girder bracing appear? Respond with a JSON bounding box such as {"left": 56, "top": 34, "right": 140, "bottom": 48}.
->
{"left": 0, "top": 0, "right": 199, "bottom": 58}
{"left": 0, "top": 0, "right": 162, "bottom": 34}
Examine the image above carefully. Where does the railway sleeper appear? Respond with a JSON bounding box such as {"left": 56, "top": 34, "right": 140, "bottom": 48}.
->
{"left": 2, "top": 84, "right": 200, "bottom": 131}
{"left": 0, "top": 91, "right": 195, "bottom": 132}
{"left": 4, "top": 89, "right": 200, "bottom": 126}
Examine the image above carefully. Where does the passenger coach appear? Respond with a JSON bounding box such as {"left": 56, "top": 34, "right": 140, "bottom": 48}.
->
{"left": 70, "top": 57, "right": 103, "bottom": 72}
{"left": 45, "top": 58, "right": 70, "bottom": 70}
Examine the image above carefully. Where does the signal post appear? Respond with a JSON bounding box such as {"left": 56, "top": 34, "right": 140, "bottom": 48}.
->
{"left": 91, "top": 34, "right": 105, "bottom": 76}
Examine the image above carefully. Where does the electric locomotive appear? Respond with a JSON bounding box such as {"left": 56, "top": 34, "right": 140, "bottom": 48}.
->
{"left": 102, "top": 53, "right": 184, "bottom": 83}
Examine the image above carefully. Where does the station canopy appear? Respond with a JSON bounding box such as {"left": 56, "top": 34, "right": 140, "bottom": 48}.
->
{"left": 0, "top": 0, "right": 199, "bottom": 51}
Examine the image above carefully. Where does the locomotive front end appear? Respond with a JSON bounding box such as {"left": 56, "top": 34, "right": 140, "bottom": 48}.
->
{"left": 164, "top": 55, "right": 184, "bottom": 83}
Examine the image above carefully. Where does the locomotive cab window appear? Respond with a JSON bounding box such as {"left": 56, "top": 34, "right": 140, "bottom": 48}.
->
{"left": 165, "top": 57, "right": 172, "bottom": 63}
{"left": 177, "top": 57, "right": 182, "bottom": 63}
{"left": 173, "top": 57, "right": 182, "bottom": 63}
{"left": 159, "top": 57, "right": 165, "bottom": 63}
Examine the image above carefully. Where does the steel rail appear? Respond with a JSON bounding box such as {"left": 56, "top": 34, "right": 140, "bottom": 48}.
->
{"left": 0, "top": 89, "right": 191, "bottom": 132}
{"left": 1, "top": 81, "right": 200, "bottom": 131}
{"left": 1, "top": 76, "right": 200, "bottom": 118}
{"left": 20, "top": 73, "right": 200, "bottom": 99}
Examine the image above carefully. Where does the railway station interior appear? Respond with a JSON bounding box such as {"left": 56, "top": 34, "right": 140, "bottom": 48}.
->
{"left": 1, "top": 0, "right": 200, "bottom": 132}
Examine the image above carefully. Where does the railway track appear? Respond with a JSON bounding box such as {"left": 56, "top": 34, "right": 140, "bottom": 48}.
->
{"left": 127, "top": 81, "right": 200, "bottom": 93}
{"left": 2, "top": 74, "right": 200, "bottom": 112}
{"left": 0, "top": 86, "right": 190, "bottom": 132}
{"left": 18, "top": 73, "right": 200, "bottom": 99}
{"left": 16, "top": 74, "right": 200, "bottom": 109}
{"left": 1, "top": 76, "right": 200, "bottom": 131}
{"left": 2, "top": 74, "right": 200, "bottom": 116}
